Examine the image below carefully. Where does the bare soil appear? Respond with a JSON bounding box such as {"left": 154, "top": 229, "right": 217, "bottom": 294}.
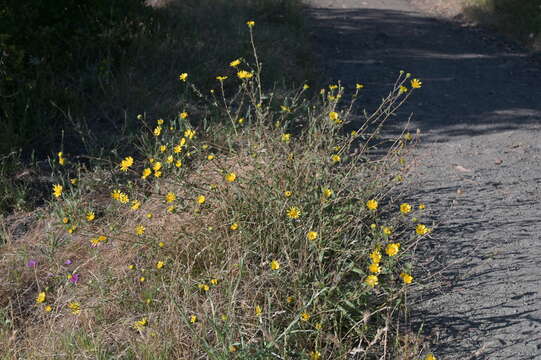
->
{"left": 306, "top": 0, "right": 541, "bottom": 358}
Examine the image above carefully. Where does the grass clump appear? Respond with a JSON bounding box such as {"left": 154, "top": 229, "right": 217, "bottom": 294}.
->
{"left": 462, "top": 0, "right": 541, "bottom": 49}
{"left": 0, "top": 23, "right": 431, "bottom": 359}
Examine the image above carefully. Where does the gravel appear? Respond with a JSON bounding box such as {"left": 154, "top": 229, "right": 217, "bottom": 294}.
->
{"left": 305, "top": 0, "right": 541, "bottom": 358}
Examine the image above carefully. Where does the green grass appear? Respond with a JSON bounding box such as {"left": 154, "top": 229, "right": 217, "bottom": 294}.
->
{"left": 0, "top": 0, "right": 318, "bottom": 215}
{"left": 462, "top": 0, "right": 541, "bottom": 49}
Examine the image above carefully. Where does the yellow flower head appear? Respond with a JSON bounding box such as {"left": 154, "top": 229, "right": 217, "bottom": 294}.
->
{"left": 184, "top": 129, "right": 195, "bottom": 139}
{"left": 411, "top": 78, "right": 422, "bottom": 89}
{"left": 165, "top": 192, "right": 176, "bottom": 203}
{"left": 230, "top": 223, "right": 239, "bottom": 231}
{"left": 62, "top": 217, "right": 69, "bottom": 224}
{"left": 216, "top": 76, "right": 228, "bottom": 81}
{"left": 382, "top": 226, "right": 392, "bottom": 236}
{"left": 255, "top": 305, "right": 262, "bottom": 316}
{"left": 141, "top": 168, "right": 151, "bottom": 179}
{"left": 246, "top": 20, "right": 255, "bottom": 27}
{"left": 300, "top": 312, "right": 311, "bottom": 322}
{"left": 68, "top": 302, "right": 81, "bottom": 315}
{"left": 270, "top": 260, "right": 280, "bottom": 271}
{"left": 197, "top": 195, "right": 206, "bottom": 204}
{"left": 86, "top": 211, "right": 95, "bottom": 221}
{"left": 70, "top": 178, "right": 78, "bottom": 185}
{"left": 385, "top": 243, "right": 400, "bottom": 257}
{"left": 286, "top": 206, "right": 301, "bottom": 219}
{"left": 210, "top": 278, "right": 219, "bottom": 285}
{"left": 133, "top": 317, "right": 148, "bottom": 330}
{"left": 153, "top": 162, "right": 162, "bottom": 172}
{"left": 120, "top": 156, "right": 134, "bottom": 171}
{"left": 281, "top": 133, "right": 291, "bottom": 142}
{"left": 52, "top": 184, "right": 63, "bottom": 198}
{"left": 303, "top": 84, "right": 310, "bottom": 90}
{"left": 180, "top": 112, "right": 189, "bottom": 119}
{"left": 153, "top": 126, "right": 162, "bottom": 136}
{"left": 229, "top": 345, "right": 237, "bottom": 353}
{"left": 399, "top": 85, "right": 408, "bottom": 94}
{"left": 237, "top": 70, "right": 253, "bottom": 79}
{"left": 310, "top": 351, "right": 321, "bottom": 360}
{"left": 364, "top": 275, "right": 379, "bottom": 288}
{"left": 368, "top": 263, "right": 381, "bottom": 274}
{"left": 44, "top": 305, "right": 52, "bottom": 312}
{"left": 366, "top": 199, "right": 378, "bottom": 211}
{"left": 416, "top": 224, "right": 429, "bottom": 235}
{"left": 369, "top": 250, "right": 382, "bottom": 264}
{"left": 225, "top": 172, "right": 237, "bottom": 182}
{"left": 425, "top": 354, "right": 437, "bottom": 360}
{"left": 322, "top": 188, "right": 333, "bottom": 198}
{"left": 419, "top": 203, "right": 426, "bottom": 210}
{"left": 135, "top": 225, "right": 145, "bottom": 236}
{"left": 287, "top": 296, "right": 295, "bottom": 304}
{"left": 36, "top": 292, "right": 46, "bottom": 303}
{"left": 356, "top": 83, "right": 364, "bottom": 89}
{"left": 400, "top": 272, "right": 413, "bottom": 284}
{"left": 230, "top": 59, "right": 241, "bottom": 67}
{"left": 331, "top": 154, "right": 341, "bottom": 163}
{"left": 284, "top": 191, "right": 292, "bottom": 198}
{"left": 173, "top": 145, "right": 182, "bottom": 154}
{"left": 156, "top": 261, "right": 165, "bottom": 270}
{"left": 400, "top": 203, "right": 412, "bottom": 214}
{"left": 328, "top": 111, "right": 340, "bottom": 123}
{"left": 179, "top": 73, "right": 188, "bottom": 82}
{"left": 306, "top": 231, "right": 318, "bottom": 241}
{"left": 131, "top": 200, "right": 141, "bottom": 210}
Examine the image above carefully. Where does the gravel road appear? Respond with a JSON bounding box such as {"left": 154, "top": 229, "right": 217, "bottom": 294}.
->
{"left": 306, "top": 0, "right": 541, "bottom": 358}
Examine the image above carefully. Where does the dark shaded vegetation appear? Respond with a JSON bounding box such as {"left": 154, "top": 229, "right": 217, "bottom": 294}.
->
{"left": 463, "top": 0, "right": 541, "bottom": 49}
{"left": 0, "top": 0, "right": 317, "bottom": 214}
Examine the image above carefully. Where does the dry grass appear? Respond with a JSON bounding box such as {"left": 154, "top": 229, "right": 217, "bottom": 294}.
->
{"left": 0, "top": 26, "right": 434, "bottom": 360}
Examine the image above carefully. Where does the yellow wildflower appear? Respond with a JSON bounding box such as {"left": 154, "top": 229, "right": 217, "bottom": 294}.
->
{"left": 210, "top": 278, "right": 219, "bottom": 285}
{"left": 36, "top": 292, "right": 46, "bottom": 303}
{"left": 385, "top": 243, "right": 400, "bottom": 257}
{"left": 173, "top": 145, "right": 182, "bottom": 153}
{"left": 368, "top": 263, "right": 381, "bottom": 274}
{"left": 382, "top": 226, "right": 392, "bottom": 236}
{"left": 255, "top": 305, "right": 262, "bottom": 317}
{"left": 306, "top": 231, "right": 318, "bottom": 241}
{"left": 399, "top": 85, "right": 408, "bottom": 94}
{"left": 229, "top": 345, "right": 237, "bottom": 353}
{"left": 216, "top": 76, "right": 228, "bottom": 81}
{"left": 284, "top": 191, "right": 292, "bottom": 197}
{"left": 141, "top": 168, "right": 152, "bottom": 179}
{"left": 425, "top": 354, "right": 437, "bottom": 360}
{"left": 419, "top": 203, "right": 426, "bottom": 210}
{"left": 139, "top": 276, "right": 145, "bottom": 283}
{"left": 287, "top": 296, "right": 295, "bottom": 304}
{"left": 175, "top": 160, "right": 182, "bottom": 168}
{"left": 225, "top": 172, "right": 236, "bottom": 182}
{"left": 184, "top": 129, "right": 195, "bottom": 139}
{"left": 366, "top": 199, "right": 378, "bottom": 211}
{"left": 246, "top": 20, "right": 255, "bottom": 27}
{"left": 322, "top": 188, "right": 333, "bottom": 198}
{"left": 120, "top": 156, "right": 134, "bottom": 171}
{"left": 118, "top": 193, "right": 129, "bottom": 204}
{"left": 133, "top": 317, "right": 148, "bottom": 330}
{"left": 286, "top": 206, "right": 301, "bottom": 219}
{"left": 180, "top": 112, "right": 189, "bottom": 120}
{"left": 153, "top": 126, "right": 162, "bottom": 136}
{"left": 179, "top": 73, "right": 188, "bottom": 82}
{"left": 281, "top": 133, "right": 291, "bottom": 142}
{"left": 356, "top": 83, "right": 364, "bottom": 89}
{"left": 131, "top": 200, "right": 141, "bottom": 210}
{"left": 207, "top": 154, "right": 215, "bottom": 160}
{"left": 230, "top": 59, "right": 241, "bottom": 67}
{"left": 237, "top": 70, "right": 253, "bottom": 79}
{"left": 300, "top": 312, "right": 311, "bottom": 321}
{"left": 328, "top": 111, "right": 340, "bottom": 123}
{"left": 153, "top": 162, "right": 162, "bottom": 171}
{"left": 196, "top": 195, "right": 206, "bottom": 204}
{"left": 165, "top": 192, "right": 176, "bottom": 203}
{"left": 52, "top": 184, "right": 63, "bottom": 198}
{"left": 400, "top": 272, "right": 413, "bottom": 284}
{"left": 62, "top": 217, "right": 69, "bottom": 224}
{"left": 68, "top": 302, "right": 81, "bottom": 315}
{"left": 270, "top": 260, "right": 280, "bottom": 271}
{"left": 44, "top": 305, "right": 52, "bottom": 312}
{"left": 156, "top": 261, "right": 165, "bottom": 270}
{"left": 70, "top": 178, "right": 78, "bottom": 185}
{"left": 135, "top": 225, "right": 145, "bottom": 236}
{"left": 230, "top": 223, "right": 239, "bottom": 231}
{"left": 370, "top": 250, "right": 382, "bottom": 264}
{"left": 86, "top": 212, "right": 95, "bottom": 221}
{"left": 331, "top": 154, "right": 341, "bottom": 163}
{"left": 416, "top": 224, "right": 429, "bottom": 235}
{"left": 365, "top": 275, "right": 379, "bottom": 288}
{"left": 411, "top": 78, "right": 422, "bottom": 88}
{"left": 310, "top": 351, "right": 321, "bottom": 360}
{"left": 400, "top": 203, "right": 412, "bottom": 214}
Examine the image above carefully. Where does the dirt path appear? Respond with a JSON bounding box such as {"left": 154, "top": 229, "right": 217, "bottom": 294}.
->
{"left": 306, "top": 1, "right": 541, "bottom": 358}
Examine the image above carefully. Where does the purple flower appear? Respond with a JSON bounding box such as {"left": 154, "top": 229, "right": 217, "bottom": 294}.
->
{"left": 64, "top": 259, "right": 72, "bottom": 265}
{"left": 26, "top": 259, "right": 37, "bottom": 268}
{"left": 69, "top": 273, "right": 80, "bottom": 284}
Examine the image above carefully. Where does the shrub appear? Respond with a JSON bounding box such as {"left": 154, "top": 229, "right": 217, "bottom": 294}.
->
{"left": 0, "top": 23, "right": 429, "bottom": 359}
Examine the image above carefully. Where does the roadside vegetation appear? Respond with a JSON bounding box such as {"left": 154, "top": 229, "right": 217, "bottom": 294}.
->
{"left": 462, "top": 0, "right": 541, "bottom": 50}
{"left": 0, "top": 1, "right": 437, "bottom": 359}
